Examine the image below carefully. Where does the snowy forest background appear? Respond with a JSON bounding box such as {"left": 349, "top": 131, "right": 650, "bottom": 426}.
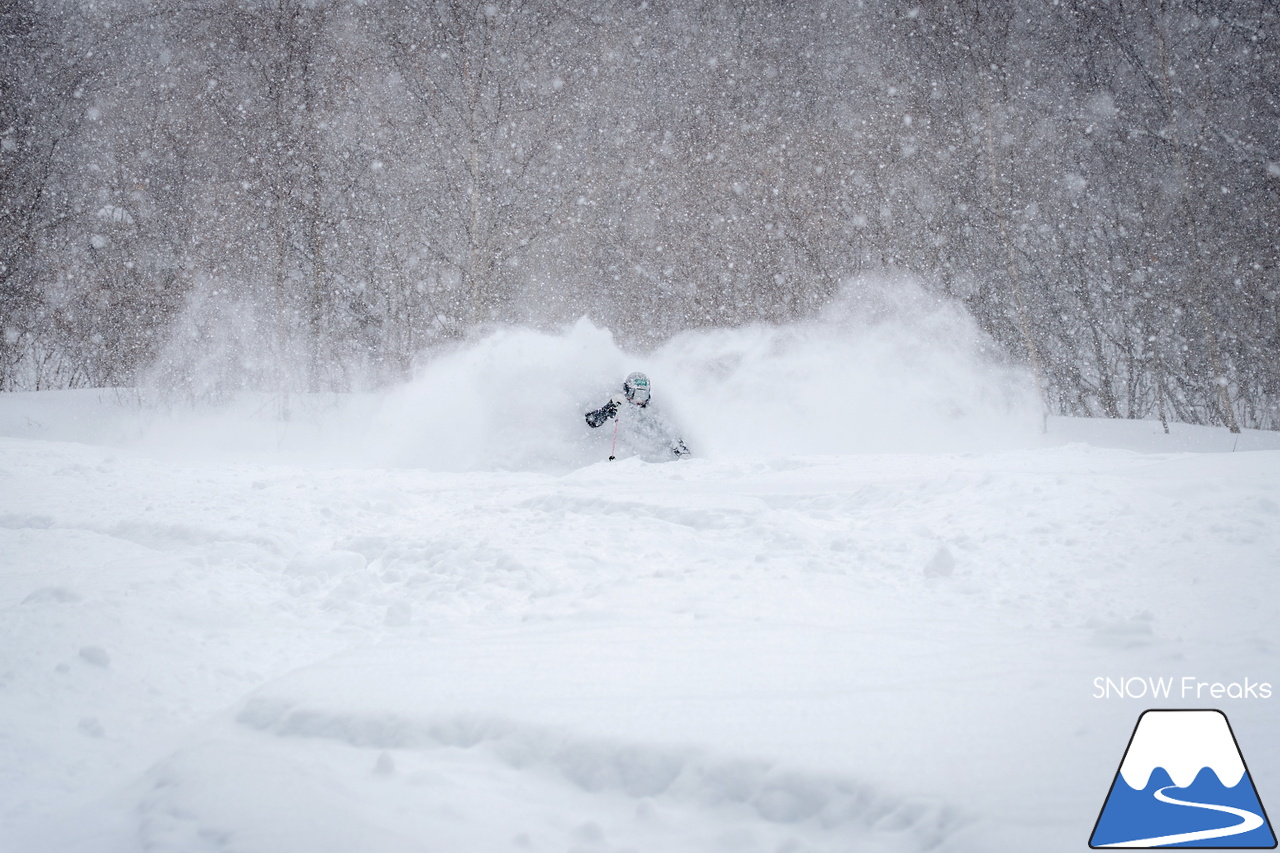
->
{"left": 1, "top": 0, "right": 1277, "bottom": 430}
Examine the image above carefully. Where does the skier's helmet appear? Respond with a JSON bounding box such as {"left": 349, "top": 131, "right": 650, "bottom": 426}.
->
{"left": 623, "top": 372, "right": 651, "bottom": 405}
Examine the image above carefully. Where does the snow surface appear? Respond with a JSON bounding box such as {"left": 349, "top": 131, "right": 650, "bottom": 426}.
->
{"left": 2, "top": 313, "right": 1279, "bottom": 853}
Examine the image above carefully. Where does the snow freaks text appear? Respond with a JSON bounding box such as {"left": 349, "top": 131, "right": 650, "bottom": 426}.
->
{"left": 1093, "top": 677, "right": 1273, "bottom": 701}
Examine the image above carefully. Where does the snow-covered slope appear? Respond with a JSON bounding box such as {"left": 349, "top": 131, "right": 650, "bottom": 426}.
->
{"left": 2, "top": 318, "right": 1278, "bottom": 853}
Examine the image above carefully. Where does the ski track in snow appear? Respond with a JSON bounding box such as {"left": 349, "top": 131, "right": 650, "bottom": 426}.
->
{"left": 1, "top": 400, "right": 1279, "bottom": 852}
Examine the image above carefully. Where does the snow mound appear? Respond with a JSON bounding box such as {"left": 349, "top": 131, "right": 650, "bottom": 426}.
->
{"left": 125, "top": 634, "right": 971, "bottom": 853}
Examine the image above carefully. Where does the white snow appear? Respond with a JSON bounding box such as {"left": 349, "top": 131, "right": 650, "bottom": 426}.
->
{"left": 1118, "top": 710, "right": 1245, "bottom": 790}
{"left": 2, "top": 312, "right": 1279, "bottom": 853}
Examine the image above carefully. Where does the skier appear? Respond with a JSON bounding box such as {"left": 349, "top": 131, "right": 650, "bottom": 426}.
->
{"left": 585, "top": 371, "right": 690, "bottom": 460}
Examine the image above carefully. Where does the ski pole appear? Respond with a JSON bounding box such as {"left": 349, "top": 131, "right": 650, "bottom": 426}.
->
{"left": 609, "top": 408, "right": 619, "bottom": 461}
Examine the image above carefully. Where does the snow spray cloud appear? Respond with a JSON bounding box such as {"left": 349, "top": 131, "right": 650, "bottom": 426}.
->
{"left": 11, "top": 277, "right": 1036, "bottom": 466}
{"left": 366, "top": 320, "right": 630, "bottom": 471}
{"left": 145, "top": 280, "right": 282, "bottom": 404}
{"left": 368, "top": 276, "right": 1040, "bottom": 470}
{"left": 651, "top": 277, "right": 1042, "bottom": 457}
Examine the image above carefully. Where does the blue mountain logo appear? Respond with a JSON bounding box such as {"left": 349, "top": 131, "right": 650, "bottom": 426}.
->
{"left": 1091, "top": 709, "right": 1276, "bottom": 848}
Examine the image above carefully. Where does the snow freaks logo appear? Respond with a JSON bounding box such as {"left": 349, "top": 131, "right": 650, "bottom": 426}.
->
{"left": 1089, "top": 710, "right": 1277, "bottom": 848}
